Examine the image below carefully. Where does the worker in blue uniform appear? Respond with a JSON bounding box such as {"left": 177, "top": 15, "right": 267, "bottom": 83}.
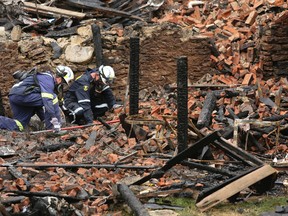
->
{"left": 63, "top": 65, "right": 118, "bottom": 124}
{"left": 90, "top": 65, "right": 122, "bottom": 119}
{"left": 0, "top": 66, "right": 68, "bottom": 132}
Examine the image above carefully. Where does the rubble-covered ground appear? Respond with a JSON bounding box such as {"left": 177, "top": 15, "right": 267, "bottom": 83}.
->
{"left": 0, "top": 75, "right": 288, "bottom": 215}
{"left": 1, "top": 0, "right": 288, "bottom": 215}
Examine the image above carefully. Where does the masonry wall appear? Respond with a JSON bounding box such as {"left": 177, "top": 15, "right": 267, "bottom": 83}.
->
{"left": 0, "top": 23, "right": 212, "bottom": 116}
{"left": 260, "top": 24, "right": 288, "bottom": 77}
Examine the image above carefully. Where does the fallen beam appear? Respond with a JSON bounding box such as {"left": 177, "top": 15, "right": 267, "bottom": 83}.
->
{"left": 0, "top": 163, "right": 156, "bottom": 170}
{"left": 39, "top": 142, "right": 74, "bottom": 152}
{"left": 117, "top": 184, "right": 150, "bottom": 216}
{"left": 5, "top": 190, "right": 84, "bottom": 202}
{"left": 23, "top": 2, "right": 86, "bottom": 19}
{"left": 213, "top": 137, "right": 264, "bottom": 166}
{"left": 131, "top": 131, "right": 219, "bottom": 185}
{"left": 196, "top": 164, "right": 277, "bottom": 212}
{"left": 181, "top": 161, "right": 235, "bottom": 177}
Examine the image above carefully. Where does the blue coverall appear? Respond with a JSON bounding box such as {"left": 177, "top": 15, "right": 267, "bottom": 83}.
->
{"left": 63, "top": 70, "right": 94, "bottom": 124}
{"left": 1, "top": 72, "right": 61, "bottom": 131}
{"left": 0, "top": 116, "right": 23, "bottom": 131}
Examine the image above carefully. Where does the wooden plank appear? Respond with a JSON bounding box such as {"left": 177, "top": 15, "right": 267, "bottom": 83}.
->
{"left": 23, "top": 2, "right": 86, "bottom": 19}
{"left": 196, "top": 165, "right": 277, "bottom": 211}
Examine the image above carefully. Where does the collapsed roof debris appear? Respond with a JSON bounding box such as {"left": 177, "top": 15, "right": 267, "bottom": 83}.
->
{"left": 1, "top": 0, "right": 288, "bottom": 215}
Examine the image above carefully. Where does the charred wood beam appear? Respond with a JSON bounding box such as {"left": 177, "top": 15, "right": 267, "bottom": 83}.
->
{"left": 196, "top": 166, "right": 259, "bottom": 204}
{"left": 129, "top": 37, "right": 140, "bottom": 116}
{"left": 5, "top": 190, "right": 84, "bottom": 202}
{"left": 65, "top": 0, "right": 105, "bottom": 9}
{"left": 263, "top": 113, "right": 288, "bottom": 121}
{"left": 214, "top": 105, "right": 225, "bottom": 123}
{"left": 250, "top": 125, "right": 275, "bottom": 134}
{"left": 226, "top": 107, "right": 238, "bottom": 120}
{"left": 109, "top": 0, "right": 132, "bottom": 10}
{"left": 131, "top": 131, "right": 219, "bottom": 185}
{"left": 1, "top": 196, "right": 25, "bottom": 205}
{"left": 92, "top": 24, "right": 104, "bottom": 67}
{"left": 196, "top": 165, "right": 277, "bottom": 211}
{"left": 177, "top": 56, "right": 188, "bottom": 152}
{"left": 23, "top": 2, "right": 86, "bottom": 19}
{"left": 218, "top": 126, "right": 234, "bottom": 139}
{"left": 197, "top": 92, "right": 216, "bottom": 129}
{"left": 38, "top": 142, "right": 74, "bottom": 152}
{"left": 45, "top": 26, "right": 78, "bottom": 38}
{"left": 244, "top": 130, "right": 266, "bottom": 153}
{"left": 117, "top": 184, "right": 149, "bottom": 216}
{"left": 4, "top": 163, "right": 156, "bottom": 170}
{"left": 200, "top": 86, "right": 256, "bottom": 98}
{"left": 213, "top": 137, "right": 264, "bottom": 166}
{"left": 181, "top": 161, "right": 235, "bottom": 177}
{"left": 201, "top": 89, "right": 240, "bottom": 98}
{"left": 62, "top": 1, "right": 143, "bottom": 20}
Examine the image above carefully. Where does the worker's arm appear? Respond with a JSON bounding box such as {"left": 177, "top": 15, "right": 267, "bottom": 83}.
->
{"left": 38, "top": 73, "right": 61, "bottom": 120}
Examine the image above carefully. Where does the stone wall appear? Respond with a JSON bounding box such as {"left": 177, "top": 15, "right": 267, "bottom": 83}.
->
{"left": 0, "top": 23, "right": 212, "bottom": 116}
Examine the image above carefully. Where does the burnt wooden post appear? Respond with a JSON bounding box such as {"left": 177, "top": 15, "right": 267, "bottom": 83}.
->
{"left": 129, "top": 37, "right": 140, "bottom": 115}
{"left": 92, "top": 24, "right": 104, "bottom": 67}
{"left": 177, "top": 56, "right": 188, "bottom": 153}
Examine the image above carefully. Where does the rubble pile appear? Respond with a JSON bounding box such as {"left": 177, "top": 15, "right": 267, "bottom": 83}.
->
{"left": 0, "top": 0, "right": 288, "bottom": 215}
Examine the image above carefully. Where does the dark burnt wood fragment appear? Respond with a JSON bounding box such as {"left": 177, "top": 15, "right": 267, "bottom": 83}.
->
{"left": 118, "top": 184, "right": 149, "bottom": 216}
{"left": 197, "top": 92, "right": 216, "bottom": 129}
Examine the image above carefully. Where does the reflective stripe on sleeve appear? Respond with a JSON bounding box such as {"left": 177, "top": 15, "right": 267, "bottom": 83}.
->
{"left": 41, "top": 92, "right": 54, "bottom": 99}
{"left": 78, "top": 99, "right": 90, "bottom": 103}
{"left": 53, "top": 97, "right": 59, "bottom": 104}
{"left": 95, "top": 103, "right": 108, "bottom": 109}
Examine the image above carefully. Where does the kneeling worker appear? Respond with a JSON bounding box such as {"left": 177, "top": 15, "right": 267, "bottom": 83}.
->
{"left": 63, "top": 65, "right": 117, "bottom": 124}
{"left": 0, "top": 66, "right": 69, "bottom": 132}
{"left": 90, "top": 65, "right": 120, "bottom": 119}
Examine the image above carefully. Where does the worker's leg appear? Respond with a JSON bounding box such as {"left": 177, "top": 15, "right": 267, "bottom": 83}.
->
{"left": 92, "top": 105, "right": 109, "bottom": 119}
{"left": 63, "top": 102, "right": 84, "bottom": 124}
{"left": 0, "top": 116, "right": 23, "bottom": 131}
{"left": 9, "top": 94, "right": 43, "bottom": 128}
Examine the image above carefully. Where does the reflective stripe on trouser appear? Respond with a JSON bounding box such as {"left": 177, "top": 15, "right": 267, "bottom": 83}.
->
{"left": 0, "top": 116, "right": 23, "bottom": 131}
{"left": 63, "top": 102, "right": 84, "bottom": 124}
{"left": 9, "top": 94, "right": 43, "bottom": 128}
{"left": 92, "top": 103, "right": 109, "bottom": 118}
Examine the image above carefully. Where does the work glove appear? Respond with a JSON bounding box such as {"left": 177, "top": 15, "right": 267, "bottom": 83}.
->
{"left": 113, "top": 104, "right": 123, "bottom": 109}
{"left": 110, "top": 104, "right": 123, "bottom": 112}
{"left": 50, "top": 117, "right": 61, "bottom": 132}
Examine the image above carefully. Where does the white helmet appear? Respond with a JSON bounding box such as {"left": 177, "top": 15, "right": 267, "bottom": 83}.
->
{"left": 56, "top": 66, "right": 74, "bottom": 84}
{"left": 99, "top": 65, "right": 115, "bottom": 85}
